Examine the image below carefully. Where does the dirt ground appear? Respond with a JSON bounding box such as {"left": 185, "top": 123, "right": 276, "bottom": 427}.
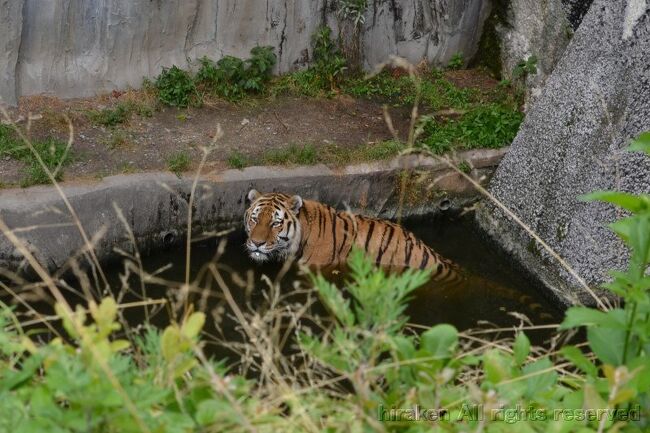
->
{"left": 0, "top": 69, "right": 499, "bottom": 187}
{"left": 2, "top": 93, "right": 413, "bottom": 185}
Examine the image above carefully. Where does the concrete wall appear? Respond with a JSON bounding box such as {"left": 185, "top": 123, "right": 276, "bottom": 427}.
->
{"left": 0, "top": 0, "right": 490, "bottom": 105}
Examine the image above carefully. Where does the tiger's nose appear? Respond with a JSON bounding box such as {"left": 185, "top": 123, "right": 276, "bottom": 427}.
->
{"left": 251, "top": 239, "right": 265, "bottom": 247}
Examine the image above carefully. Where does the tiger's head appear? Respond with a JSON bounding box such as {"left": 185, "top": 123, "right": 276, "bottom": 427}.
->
{"left": 244, "top": 189, "right": 304, "bottom": 263}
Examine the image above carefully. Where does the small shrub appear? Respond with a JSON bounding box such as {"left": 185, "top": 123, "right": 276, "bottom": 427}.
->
{"left": 512, "top": 55, "right": 538, "bottom": 80}
{"left": 337, "top": 0, "right": 368, "bottom": 28}
{"left": 166, "top": 151, "right": 191, "bottom": 175}
{"left": 273, "top": 27, "right": 347, "bottom": 97}
{"left": 311, "top": 26, "right": 347, "bottom": 90}
{"left": 458, "top": 104, "right": 524, "bottom": 148}
{"left": 447, "top": 52, "right": 465, "bottom": 70}
{"left": 196, "top": 47, "right": 276, "bottom": 101}
{"left": 155, "top": 66, "right": 198, "bottom": 107}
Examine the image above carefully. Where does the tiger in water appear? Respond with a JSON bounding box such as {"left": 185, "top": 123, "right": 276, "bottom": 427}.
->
{"left": 243, "top": 189, "right": 556, "bottom": 322}
{"left": 243, "top": 189, "right": 462, "bottom": 286}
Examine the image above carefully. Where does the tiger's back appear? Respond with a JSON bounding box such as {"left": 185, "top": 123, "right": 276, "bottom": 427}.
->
{"left": 244, "top": 190, "right": 461, "bottom": 285}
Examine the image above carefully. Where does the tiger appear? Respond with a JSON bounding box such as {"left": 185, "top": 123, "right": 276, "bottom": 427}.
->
{"left": 243, "top": 189, "right": 462, "bottom": 285}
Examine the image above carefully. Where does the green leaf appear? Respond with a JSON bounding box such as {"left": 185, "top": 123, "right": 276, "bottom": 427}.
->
{"left": 181, "top": 312, "right": 205, "bottom": 339}
{"left": 483, "top": 349, "right": 511, "bottom": 383}
{"left": 560, "top": 346, "right": 598, "bottom": 377}
{"left": 628, "top": 131, "right": 650, "bottom": 155}
{"left": 560, "top": 307, "right": 626, "bottom": 330}
{"left": 610, "top": 214, "right": 650, "bottom": 277}
{"left": 161, "top": 326, "right": 181, "bottom": 361}
{"left": 580, "top": 191, "right": 650, "bottom": 213}
{"left": 420, "top": 324, "right": 458, "bottom": 359}
{"left": 523, "top": 358, "right": 557, "bottom": 398}
{"left": 513, "top": 332, "right": 530, "bottom": 365}
{"left": 587, "top": 327, "right": 626, "bottom": 365}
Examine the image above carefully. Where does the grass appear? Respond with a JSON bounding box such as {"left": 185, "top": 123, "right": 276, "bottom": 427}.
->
{"left": 106, "top": 130, "right": 131, "bottom": 149}
{"left": 418, "top": 103, "right": 524, "bottom": 153}
{"left": 228, "top": 140, "right": 405, "bottom": 169}
{"left": 167, "top": 151, "right": 191, "bottom": 176}
{"left": 0, "top": 124, "right": 71, "bottom": 187}
{"left": 261, "top": 143, "right": 319, "bottom": 165}
{"left": 226, "top": 151, "right": 249, "bottom": 169}
{"left": 88, "top": 100, "right": 153, "bottom": 127}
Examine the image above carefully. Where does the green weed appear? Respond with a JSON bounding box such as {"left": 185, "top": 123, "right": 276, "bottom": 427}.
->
{"left": 196, "top": 47, "right": 276, "bottom": 101}
{"left": 261, "top": 143, "right": 318, "bottom": 165}
{"left": 447, "top": 52, "right": 465, "bottom": 70}
{"left": 227, "top": 151, "right": 249, "bottom": 169}
{"left": 0, "top": 125, "right": 71, "bottom": 187}
{"left": 155, "top": 66, "right": 199, "bottom": 108}
{"left": 419, "top": 103, "right": 523, "bottom": 152}
{"left": 166, "top": 151, "right": 191, "bottom": 176}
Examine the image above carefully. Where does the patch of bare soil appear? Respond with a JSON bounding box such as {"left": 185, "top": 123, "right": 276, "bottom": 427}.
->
{"left": 2, "top": 92, "right": 411, "bottom": 186}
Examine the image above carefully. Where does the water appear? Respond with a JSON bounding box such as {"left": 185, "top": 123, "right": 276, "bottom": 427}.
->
{"left": 112, "top": 213, "right": 563, "bottom": 351}
{"left": 4, "top": 213, "right": 564, "bottom": 361}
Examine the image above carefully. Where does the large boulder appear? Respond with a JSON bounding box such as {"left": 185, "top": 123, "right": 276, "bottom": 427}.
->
{"left": 478, "top": 0, "right": 650, "bottom": 305}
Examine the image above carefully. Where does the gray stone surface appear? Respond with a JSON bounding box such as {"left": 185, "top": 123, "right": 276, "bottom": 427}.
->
{"left": 0, "top": 0, "right": 489, "bottom": 105}
{"left": 0, "top": 0, "right": 23, "bottom": 106}
{"left": 478, "top": 0, "right": 650, "bottom": 306}
{"left": 0, "top": 149, "right": 506, "bottom": 275}
{"left": 561, "top": 0, "right": 595, "bottom": 29}
{"left": 498, "top": 0, "right": 573, "bottom": 106}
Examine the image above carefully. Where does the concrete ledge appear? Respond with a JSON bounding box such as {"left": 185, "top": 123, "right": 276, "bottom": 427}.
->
{"left": 0, "top": 148, "right": 507, "bottom": 274}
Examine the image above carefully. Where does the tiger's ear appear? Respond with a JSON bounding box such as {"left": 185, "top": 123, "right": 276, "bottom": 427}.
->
{"left": 247, "top": 189, "right": 261, "bottom": 203}
{"left": 289, "top": 195, "right": 303, "bottom": 214}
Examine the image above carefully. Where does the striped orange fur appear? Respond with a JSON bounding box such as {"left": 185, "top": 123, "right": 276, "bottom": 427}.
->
{"left": 244, "top": 189, "right": 462, "bottom": 284}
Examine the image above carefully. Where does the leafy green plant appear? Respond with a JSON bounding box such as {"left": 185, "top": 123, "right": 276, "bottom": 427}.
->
{"left": 312, "top": 26, "right": 348, "bottom": 90}
{"left": 447, "top": 52, "right": 465, "bottom": 70}
{"left": 196, "top": 47, "right": 276, "bottom": 101}
{"left": 337, "top": 0, "right": 368, "bottom": 28}
{"left": 166, "top": 151, "right": 191, "bottom": 176}
{"left": 417, "top": 104, "right": 523, "bottom": 152}
{"left": 558, "top": 132, "right": 650, "bottom": 427}
{"left": 155, "top": 66, "right": 199, "bottom": 107}
{"left": 512, "top": 55, "right": 538, "bottom": 80}
{"left": 2, "top": 241, "right": 650, "bottom": 431}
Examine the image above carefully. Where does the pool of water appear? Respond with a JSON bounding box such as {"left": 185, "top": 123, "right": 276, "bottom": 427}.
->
{"left": 110, "top": 213, "right": 563, "bottom": 351}
{"left": 3, "top": 213, "right": 564, "bottom": 362}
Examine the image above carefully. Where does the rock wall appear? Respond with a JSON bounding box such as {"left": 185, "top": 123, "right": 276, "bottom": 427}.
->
{"left": 0, "top": 0, "right": 490, "bottom": 106}
{"left": 491, "top": 0, "right": 593, "bottom": 107}
{"left": 478, "top": 0, "right": 650, "bottom": 305}
{"left": 498, "top": 0, "right": 572, "bottom": 103}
